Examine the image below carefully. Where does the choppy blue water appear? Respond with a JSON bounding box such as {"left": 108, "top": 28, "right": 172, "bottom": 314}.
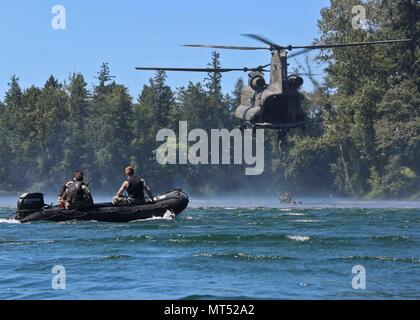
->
{"left": 0, "top": 197, "right": 419, "bottom": 299}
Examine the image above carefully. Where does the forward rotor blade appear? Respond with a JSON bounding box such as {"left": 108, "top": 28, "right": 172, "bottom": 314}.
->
{"left": 288, "top": 39, "right": 412, "bottom": 50}
{"left": 243, "top": 34, "right": 411, "bottom": 51}
{"left": 182, "top": 44, "right": 268, "bottom": 50}
{"left": 135, "top": 67, "right": 267, "bottom": 73}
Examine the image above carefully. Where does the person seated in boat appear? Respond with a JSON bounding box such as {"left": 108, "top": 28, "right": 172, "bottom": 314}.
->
{"left": 58, "top": 170, "right": 94, "bottom": 209}
{"left": 112, "top": 166, "right": 155, "bottom": 205}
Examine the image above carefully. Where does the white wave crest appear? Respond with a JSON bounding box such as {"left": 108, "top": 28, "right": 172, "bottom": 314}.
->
{"left": 285, "top": 212, "right": 305, "bottom": 216}
{"left": 0, "top": 218, "right": 21, "bottom": 224}
{"left": 162, "top": 210, "right": 176, "bottom": 219}
{"left": 287, "top": 235, "right": 310, "bottom": 242}
{"left": 129, "top": 210, "right": 175, "bottom": 222}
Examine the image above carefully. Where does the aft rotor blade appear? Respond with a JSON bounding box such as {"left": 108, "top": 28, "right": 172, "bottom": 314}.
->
{"left": 242, "top": 34, "right": 282, "bottom": 49}
{"left": 288, "top": 39, "right": 412, "bottom": 50}
{"left": 183, "top": 44, "right": 268, "bottom": 50}
{"left": 289, "top": 73, "right": 320, "bottom": 76}
{"left": 135, "top": 67, "right": 266, "bottom": 73}
{"left": 288, "top": 48, "right": 313, "bottom": 58}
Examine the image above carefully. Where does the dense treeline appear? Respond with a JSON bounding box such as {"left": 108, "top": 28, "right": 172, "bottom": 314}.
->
{"left": 0, "top": 57, "right": 248, "bottom": 196}
{"left": 0, "top": 0, "right": 418, "bottom": 198}
{"left": 305, "top": 0, "right": 420, "bottom": 199}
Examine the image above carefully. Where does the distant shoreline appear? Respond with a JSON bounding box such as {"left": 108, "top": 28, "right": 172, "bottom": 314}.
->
{"left": 1, "top": 189, "right": 419, "bottom": 201}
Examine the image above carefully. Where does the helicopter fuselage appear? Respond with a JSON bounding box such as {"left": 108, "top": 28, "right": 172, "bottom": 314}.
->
{"left": 235, "top": 50, "right": 306, "bottom": 130}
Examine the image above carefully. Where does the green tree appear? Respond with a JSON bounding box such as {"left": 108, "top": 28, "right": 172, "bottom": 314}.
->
{"left": 61, "top": 73, "right": 92, "bottom": 177}
{"left": 35, "top": 76, "right": 69, "bottom": 188}
{"left": 204, "top": 51, "right": 230, "bottom": 128}
{"left": 0, "top": 101, "right": 12, "bottom": 191}
{"left": 131, "top": 71, "right": 176, "bottom": 190}
{"left": 314, "top": 0, "right": 419, "bottom": 197}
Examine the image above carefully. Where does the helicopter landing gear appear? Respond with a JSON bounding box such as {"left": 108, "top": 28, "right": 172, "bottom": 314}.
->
{"left": 238, "top": 121, "right": 246, "bottom": 133}
{"left": 238, "top": 122, "right": 257, "bottom": 134}
{"left": 277, "top": 129, "right": 288, "bottom": 152}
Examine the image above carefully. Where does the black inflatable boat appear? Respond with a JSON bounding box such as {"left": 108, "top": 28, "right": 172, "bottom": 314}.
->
{"left": 13, "top": 190, "right": 189, "bottom": 223}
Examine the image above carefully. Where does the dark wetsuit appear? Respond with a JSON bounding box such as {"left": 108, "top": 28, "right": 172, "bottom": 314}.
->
{"left": 126, "top": 176, "right": 146, "bottom": 204}
{"left": 113, "top": 176, "right": 153, "bottom": 205}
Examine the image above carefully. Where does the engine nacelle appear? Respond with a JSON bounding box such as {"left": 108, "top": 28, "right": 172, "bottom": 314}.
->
{"left": 287, "top": 75, "right": 304, "bottom": 88}
{"left": 248, "top": 72, "right": 266, "bottom": 91}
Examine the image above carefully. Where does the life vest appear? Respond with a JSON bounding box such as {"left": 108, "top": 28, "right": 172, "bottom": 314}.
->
{"left": 66, "top": 181, "right": 87, "bottom": 204}
{"left": 126, "top": 176, "right": 145, "bottom": 203}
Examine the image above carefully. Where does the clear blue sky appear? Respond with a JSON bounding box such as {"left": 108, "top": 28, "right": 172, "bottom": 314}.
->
{"left": 0, "top": 0, "right": 331, "bottom": 99}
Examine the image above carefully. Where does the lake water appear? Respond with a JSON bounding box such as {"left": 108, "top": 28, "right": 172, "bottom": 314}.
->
{"left": 0, "top": 196, "right": 419, "bottom": 299}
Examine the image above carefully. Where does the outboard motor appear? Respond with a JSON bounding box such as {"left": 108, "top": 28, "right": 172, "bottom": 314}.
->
{"left": 16, "top": 193, "right": 45, "bottom": 219}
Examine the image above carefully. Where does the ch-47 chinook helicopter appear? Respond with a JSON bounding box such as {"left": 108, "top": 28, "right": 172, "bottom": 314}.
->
{"left": 136, "top": 34, "right": 411, "bottom": 149}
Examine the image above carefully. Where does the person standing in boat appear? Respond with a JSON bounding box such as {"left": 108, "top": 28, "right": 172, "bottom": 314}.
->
{"left": 112, "top": 166, "right": 155, "bottom": 205}
{"left": 58, "top": 170, "right": 94, "bottom": 209}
